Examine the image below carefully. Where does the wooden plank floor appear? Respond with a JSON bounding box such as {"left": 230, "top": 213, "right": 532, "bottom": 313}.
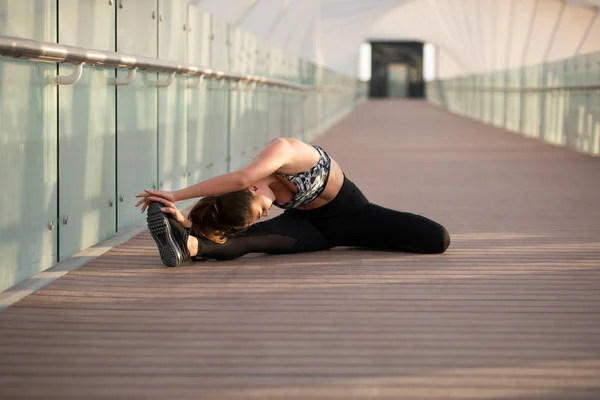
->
{"left": 1, "top": 100, "right": 600, "bottom": 399}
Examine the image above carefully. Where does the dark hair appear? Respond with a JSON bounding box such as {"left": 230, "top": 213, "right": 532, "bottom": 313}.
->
{"left": 188, "top": 191, "right": 254, "bottom": 244}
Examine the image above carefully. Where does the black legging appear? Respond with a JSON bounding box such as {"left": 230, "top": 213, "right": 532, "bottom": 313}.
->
{"left": 193, "top": 177, "right": 450, "bottom": 261}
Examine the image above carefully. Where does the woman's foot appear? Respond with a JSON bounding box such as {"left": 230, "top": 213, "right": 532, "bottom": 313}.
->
{"left": 146, "top": 202, "right": 191, "bottom": 267}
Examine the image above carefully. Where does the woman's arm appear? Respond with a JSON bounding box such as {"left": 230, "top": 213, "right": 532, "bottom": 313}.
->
{"left": 172, "top": 170, "right": 248, "bottom": 202}
{"left": 136, "top": 138, "right": 295, "bottom": 209}
{"left": 173, "top": 138, "right": 294, "bottom": 201}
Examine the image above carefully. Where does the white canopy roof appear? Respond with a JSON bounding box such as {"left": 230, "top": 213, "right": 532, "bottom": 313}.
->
{"left": 187, "top": 0, "right": 600, "bottom": 78}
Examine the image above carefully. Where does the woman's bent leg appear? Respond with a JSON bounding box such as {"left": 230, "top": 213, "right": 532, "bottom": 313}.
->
{"left": 339, "top": 204, "right": 450, "bottom": 254}
{"left": 194, "top": 211, "right": 331, "bottom": 261}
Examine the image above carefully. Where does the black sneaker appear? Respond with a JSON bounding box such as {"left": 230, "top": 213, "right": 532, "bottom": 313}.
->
{"left": 146, "top": 202, "right": 190, "bottom": 267}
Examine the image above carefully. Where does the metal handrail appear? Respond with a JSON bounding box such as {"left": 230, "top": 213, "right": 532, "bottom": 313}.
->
{"left": 0, "top": 35, "right": 335, "bottom": 91}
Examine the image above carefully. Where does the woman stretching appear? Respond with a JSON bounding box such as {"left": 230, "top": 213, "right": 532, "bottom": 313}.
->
{"left": 135, "top": 138, "right": 450, "bottom": 267}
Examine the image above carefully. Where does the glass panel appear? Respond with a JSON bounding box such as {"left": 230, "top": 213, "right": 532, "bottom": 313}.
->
{"left": 210, "top": 17, "right": 229, "bottom": 71}
{"left": 0, "top": 0, "right": 56, "bottom": 40}
{"left": 58, "top": 1, "right": 116, "bottom": 260}
{"left": 0, "top": 0, "right": 57, "bottom": 292}
{"left": 187, "top": 8, "right": 212, "bottom": 183}
{"left": 587, "top": 53, "right": 600, "bottom": 154}
{"left": 158, "top": 0, "right": 188, "bottom": 191}
{"left": 116, "top": 0, "right": 159, "bottom": 231}
{"left": 0, "top": 58, "right": 57, "bottom": 291}
{"left": 565, "top": 56, "right": 586, "bottom": 152}
{"left": 58, "top": 66, "right": 117, "bottom": 260}
{"left": 205, "top": 78, "right": 229, "bottom": 176}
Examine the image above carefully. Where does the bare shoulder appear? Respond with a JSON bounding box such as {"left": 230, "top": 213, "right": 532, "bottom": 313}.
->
{"left": 268, "top": 138, "right": 317, "bottom": 158}
{"left": 269, "top": 138, "right": 324, "bottom": 173}
{"left": 269, "top": 137, "right": 309, "bottom": 148}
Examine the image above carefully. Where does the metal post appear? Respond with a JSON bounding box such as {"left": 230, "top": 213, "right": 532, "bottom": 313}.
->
{"left": 542, "top": 1, "right": 566, "bottom": 62}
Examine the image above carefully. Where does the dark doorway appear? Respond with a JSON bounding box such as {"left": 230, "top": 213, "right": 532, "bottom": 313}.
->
{"left": 369, "top": 41, "right": 424, "bottom": 99}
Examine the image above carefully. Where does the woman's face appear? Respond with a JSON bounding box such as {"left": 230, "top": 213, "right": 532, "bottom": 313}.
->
{"left": 250, "top": 194, "right": 273, "bottom": 223}
{"left": 248, "top": 182, "right": 275, "bottom": 223}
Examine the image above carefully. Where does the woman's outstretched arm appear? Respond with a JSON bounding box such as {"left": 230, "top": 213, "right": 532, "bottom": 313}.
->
{"left": 135, "top": 138, "right": 295, "bottom": 210}
{"left": 175, "top": 138, "right": 295, "bottom": 200}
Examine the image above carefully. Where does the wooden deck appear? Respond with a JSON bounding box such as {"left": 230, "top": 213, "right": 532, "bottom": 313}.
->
{"left": 1, "top": 100, "right": 600, "bottom": 399}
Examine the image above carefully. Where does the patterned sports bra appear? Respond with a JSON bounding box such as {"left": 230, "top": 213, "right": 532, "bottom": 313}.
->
{"left": 273, "top": 145, "right": 331, "bottom": 209}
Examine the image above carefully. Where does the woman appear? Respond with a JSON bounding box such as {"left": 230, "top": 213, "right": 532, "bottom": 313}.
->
{"left": 135, "top": 138, "right": 450, "bottom": 267}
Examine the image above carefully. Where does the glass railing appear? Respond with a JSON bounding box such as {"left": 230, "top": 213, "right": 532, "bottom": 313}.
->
{"left": 426, "top": 52, "right": 600, "bottom": 155}
{"left": 0, "top": 0, "right": 368, "bottom": 292}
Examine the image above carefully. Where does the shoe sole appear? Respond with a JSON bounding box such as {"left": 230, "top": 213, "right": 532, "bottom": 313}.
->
{"left": 146, "top": 203, "right": 182, "bottom": 267}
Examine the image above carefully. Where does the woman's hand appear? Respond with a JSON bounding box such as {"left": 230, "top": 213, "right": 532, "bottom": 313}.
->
{"left": 142, "top": 196, "right": 186, "bottom": 224}
{"left": 135, "top": 189, "right": 176, "bottom": 213}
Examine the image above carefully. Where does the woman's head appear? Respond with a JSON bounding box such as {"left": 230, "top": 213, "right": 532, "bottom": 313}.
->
{"left": 188, "top": 185, "right": 274, "bottom": 243}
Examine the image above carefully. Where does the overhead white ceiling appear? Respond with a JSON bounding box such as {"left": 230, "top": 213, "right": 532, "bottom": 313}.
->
{"left": 187, "top": 0, "right": 600, "bottom": 78}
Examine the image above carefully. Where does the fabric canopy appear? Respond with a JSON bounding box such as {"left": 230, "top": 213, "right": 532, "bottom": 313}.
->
{"left": 187, "top": 0, "right": 600, "bottom": 78}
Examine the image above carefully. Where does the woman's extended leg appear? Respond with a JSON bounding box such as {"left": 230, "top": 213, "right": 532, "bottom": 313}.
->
{"left": 192, "top": 211, "right": 332, "bottom": 261}
{"left": 333, "top": 204, "right": 450, "bottom": 254}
